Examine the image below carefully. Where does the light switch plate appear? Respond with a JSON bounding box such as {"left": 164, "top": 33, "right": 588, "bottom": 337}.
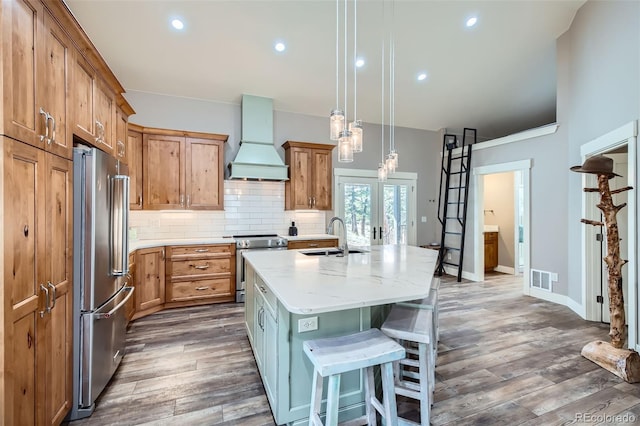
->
{"left": 298, "top": 317, "right": 318, "bottom": 332}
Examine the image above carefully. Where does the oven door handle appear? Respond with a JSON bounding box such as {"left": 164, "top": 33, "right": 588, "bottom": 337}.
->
{"left": 95, "top": 287, "right": 134, "bottom": 320}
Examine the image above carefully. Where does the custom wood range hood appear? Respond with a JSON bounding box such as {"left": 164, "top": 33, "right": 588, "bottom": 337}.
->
{"left": 228, "top": 94, "right": 289, "bottom": 181}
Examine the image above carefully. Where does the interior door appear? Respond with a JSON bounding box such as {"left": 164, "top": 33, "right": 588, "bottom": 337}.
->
{"left": 601, "top": 153, "right": 628, "bottom": 323}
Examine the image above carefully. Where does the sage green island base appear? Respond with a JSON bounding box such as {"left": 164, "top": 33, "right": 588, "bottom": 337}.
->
{"left": 242, "top": 245, "right": 438, "bottom": 425}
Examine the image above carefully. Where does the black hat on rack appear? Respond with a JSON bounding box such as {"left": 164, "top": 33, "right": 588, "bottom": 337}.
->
{"left": 570, "top": 154, "right": 621, "bottom": 179}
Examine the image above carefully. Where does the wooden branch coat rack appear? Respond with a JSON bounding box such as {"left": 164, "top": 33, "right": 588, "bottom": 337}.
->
{"left": 571, "top": 154, "right": 639, "bottom": 382}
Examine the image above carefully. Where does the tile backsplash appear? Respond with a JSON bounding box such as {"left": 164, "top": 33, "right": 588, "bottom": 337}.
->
{"left": 130, "top": 180, "right": 327, "bottom": 240}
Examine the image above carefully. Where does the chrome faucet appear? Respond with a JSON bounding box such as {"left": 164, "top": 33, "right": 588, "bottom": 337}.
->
{"left": 327, "top": 216, "right": 349, "bottom": 257}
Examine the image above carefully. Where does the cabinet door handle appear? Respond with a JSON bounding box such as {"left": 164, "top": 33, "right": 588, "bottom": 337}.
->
{"left": 195, "top": 286, "right": 210, "bottom": 291}
{"left": 373, "top": 227, "right": 377, "bottom": 240}
{"left": 39, "top": 284, "right": 49, "bottom": 318}
{"left": 161, "top": 249, "right": 165, "bottom": 261}
{"left": 187, "top": 195, "right": 190, "bottom": 207}
{"left": 308, "top": 243, "right": 319, "bottom": 247}
{"left": 47, "top": 282, "right": 56, "bottom": 312}
{"left": 49, "top": 114, "right": 56, "bottom": 145}
{"left": 312, "top": 197, "right": 316, "bottom": 208}
{"left": 193, "top": 264, "right": 210, "bottom": 270}
{"left": 194, "top": 249, "right": 209, "bottom": 253}
{"left": 180, "top": 194, "right": 184, "bottom": 207}
{"left": 39, "top": 108, "right": 50, "bottom": 144}
{"left": 380, "top": 227, "right": 383, "bottom": 241}
{"left": 308, "top": 197, "right": 312, "bottom": 208}
{"left": 138, "top": 195, "right": 143, "bottom": 207}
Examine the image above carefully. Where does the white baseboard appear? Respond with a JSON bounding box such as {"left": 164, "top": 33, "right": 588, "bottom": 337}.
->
{"left": 495, "top": 265, "right": 515, "bottom": 275}
{"left": 566, "top": 297, "right": 586, "bottom": 319}
{"left": 443, "top": 266, "right": 480, "bottom": 282}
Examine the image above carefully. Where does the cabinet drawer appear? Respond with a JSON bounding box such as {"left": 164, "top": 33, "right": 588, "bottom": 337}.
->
{"left": 167, "top": 279, "right": 232, "bottom": 302}
{"left": 170, "top": 258, "right": 231, "bottom": 278}
{"left": 255, "top": 275, "right": 277, "bottom": 315}
{"left": 484, "top": 232, "right": 498, "bottom": 243}
{"left": 169, "top": 244, "right": 232, "bottom": 260}
{"left": 288, "top": 239, "right": 338, "bottom": 250}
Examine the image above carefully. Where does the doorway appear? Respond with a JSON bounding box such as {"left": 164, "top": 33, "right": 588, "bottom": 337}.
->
{"left": 472, "top": 159, "right": 531, "bottom": 294}
{"left": 580, "top": 121, "right": 637, "bottom": 350}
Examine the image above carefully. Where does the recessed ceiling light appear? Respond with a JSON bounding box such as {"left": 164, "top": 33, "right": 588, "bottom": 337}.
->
{"left": 355, "top": 58, "right": 365, "bottom": 68}
{"left": 417, "top": 73, "right": 427, "bottom": 81}
{"left": 466, "top": 16, "right": 478, "bottom": 27}
{"left": 274, "top": 42, "right": 286, "bottom": 52}
{"left": 171, "top": 18, "right": 184, "bottom": 30}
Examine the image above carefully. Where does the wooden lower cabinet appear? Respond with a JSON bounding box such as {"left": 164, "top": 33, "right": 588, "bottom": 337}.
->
{"left": 484, "top": 232, "right": 499, "bottom": 271}
{"left": 165, "top": 244, "right": 235, "bottom": 306}
{"left": 2, "top": 137, "right": 73, "bottom": 425}
{"left": 133, "top": 246, "right": 166, "bottom": 319}
{"left": 125, "top": 253, "right": 136, "bottom": 323}
{"left": 287, "top": 238, "right": 339, "bottom": 250}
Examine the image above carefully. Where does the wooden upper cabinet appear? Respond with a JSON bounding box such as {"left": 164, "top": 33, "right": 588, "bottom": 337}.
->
{"left": 70, "top": 52, "right": 116, "bottom": 156}
{"left": 143, "top": 133, "right": 186, "bottom": 210}
{"left": 1, "top": 0, "right": 72, "bottom": 159}
{"left": 283, "top": 141, "right": 335, "bottom": 210}
{"left": 115, "top": 107, "right": 128, "bottom": 164}
{"left": 186, "top": 138, "right": 224, "bottom": 210}
{"left": 142, "top": 128, "right": 227, "bottom": 210}
{"left": 128, "top": 126, "right": 143, "bottom": 210}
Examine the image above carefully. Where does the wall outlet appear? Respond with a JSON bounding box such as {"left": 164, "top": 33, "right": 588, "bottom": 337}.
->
{"left": 298, "top": 316, "right": 318, "bottom": 333}
{"left": 421, "top": 216, "right": 427, "bottom": 223}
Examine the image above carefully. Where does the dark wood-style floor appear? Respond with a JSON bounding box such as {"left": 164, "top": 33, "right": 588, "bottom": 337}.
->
{"left": 67, "top": 273, "right": 640, "bottom": 425}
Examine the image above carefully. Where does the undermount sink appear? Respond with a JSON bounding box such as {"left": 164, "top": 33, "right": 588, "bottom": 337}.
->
{"left": 484, "top": 225, "right": 499, "bottom": 233}
{"left": 301, "top": 248, "right": 368, "bottom": 256}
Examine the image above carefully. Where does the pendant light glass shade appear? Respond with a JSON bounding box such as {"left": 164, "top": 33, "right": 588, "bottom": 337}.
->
{"left": 377, "top": 162, "right": 387, "bottom": 182}
{"left": 338, "top": 129, "right": 354, "bottom": 162}
{"left": 330, "top": 109, "right": 345, "bottom": 141}
{"left": 349, "top": 120, "right": 363, "bottom": 152}
{"left": 385, "top": 154, "right": 396, "bottom": 173}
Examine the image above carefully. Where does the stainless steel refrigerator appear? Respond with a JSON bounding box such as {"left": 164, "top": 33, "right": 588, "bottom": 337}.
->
{"left": 68, "top": 145, "right": 134, "bottom": 420}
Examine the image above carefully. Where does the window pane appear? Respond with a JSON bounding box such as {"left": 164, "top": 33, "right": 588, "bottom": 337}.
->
{"left": 383, "top": 184, "right": 408, "bottom": 245}
{"left": 343, "top": 183, "right": 372, "bottom": 246}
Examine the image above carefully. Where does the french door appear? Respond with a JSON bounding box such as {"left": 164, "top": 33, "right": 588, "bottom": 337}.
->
{"left": 334, "top": 169, "right": 417, "bottom": 247}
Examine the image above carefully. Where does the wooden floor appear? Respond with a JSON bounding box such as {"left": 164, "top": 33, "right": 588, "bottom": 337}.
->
{"left": 67, "top": 273, "right": 640, "bottom": 425}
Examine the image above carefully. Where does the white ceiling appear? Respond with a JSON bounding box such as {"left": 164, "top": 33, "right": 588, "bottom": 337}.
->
{"left": 65, "top": 0, "right": 585, "bottom": 140}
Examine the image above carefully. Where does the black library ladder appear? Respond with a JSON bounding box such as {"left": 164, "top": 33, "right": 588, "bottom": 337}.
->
{"left": 436, "top": 128, "right": 476, "bottom": 282}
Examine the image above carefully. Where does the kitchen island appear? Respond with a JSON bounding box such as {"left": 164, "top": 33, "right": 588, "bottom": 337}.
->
{"left": 243, "top": 245, "right": 438, "bottom": 425}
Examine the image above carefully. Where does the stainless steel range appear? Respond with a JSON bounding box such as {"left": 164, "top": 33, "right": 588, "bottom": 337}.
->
{"left": 235, "top": 234, "right": 288, "bottom": 302}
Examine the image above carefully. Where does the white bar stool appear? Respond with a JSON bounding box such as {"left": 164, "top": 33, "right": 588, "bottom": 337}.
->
{"left": 381, "top": 304, "right": 434, "bottom": 426}
{"left": 397, "top": 284, "right": 439, "bottom": 365}
{"left": 303, "top": 328, "right": 406, "bottom": 426}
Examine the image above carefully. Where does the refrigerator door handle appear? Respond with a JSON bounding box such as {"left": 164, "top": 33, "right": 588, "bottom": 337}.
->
{"left": 111, "top": 174, "right": 130, "bottom": 276}
{"left": 95, "top": 287, "right": 134, "bottom": 320}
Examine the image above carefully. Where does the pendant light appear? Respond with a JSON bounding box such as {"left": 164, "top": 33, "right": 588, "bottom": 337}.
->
{"left": 378, "top": 32, "right": 387, "bottom": 182}
{"left": 337, "top": 0, "right": 353, "bottom": 162}
{"left": 349, "top": 0, "right": 363, "bottom": 153}
{"left": 385, "top": 0, "right": 399, "bottom": 174}
{"left": 330, "top": 0, "right": 344, "bottom": 141}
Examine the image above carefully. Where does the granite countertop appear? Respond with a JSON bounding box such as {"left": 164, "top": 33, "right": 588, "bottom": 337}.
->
{"left": 243, "top": 245, "right": 438, "bottom": 314}
{"left": 129, "top": 237, "right": 234, "bottom": 252}
{"left": 128, "top": 234, "right": 338, "bottom": 253}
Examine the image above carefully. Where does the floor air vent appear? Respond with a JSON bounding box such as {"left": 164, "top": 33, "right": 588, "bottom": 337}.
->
{"left": 530, "top": 269, "right": 555, "bottom": 292}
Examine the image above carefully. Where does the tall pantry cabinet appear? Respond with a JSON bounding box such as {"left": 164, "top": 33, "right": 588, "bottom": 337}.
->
{"left": 0, "top": 0, "right": 133, "bottom": 424}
